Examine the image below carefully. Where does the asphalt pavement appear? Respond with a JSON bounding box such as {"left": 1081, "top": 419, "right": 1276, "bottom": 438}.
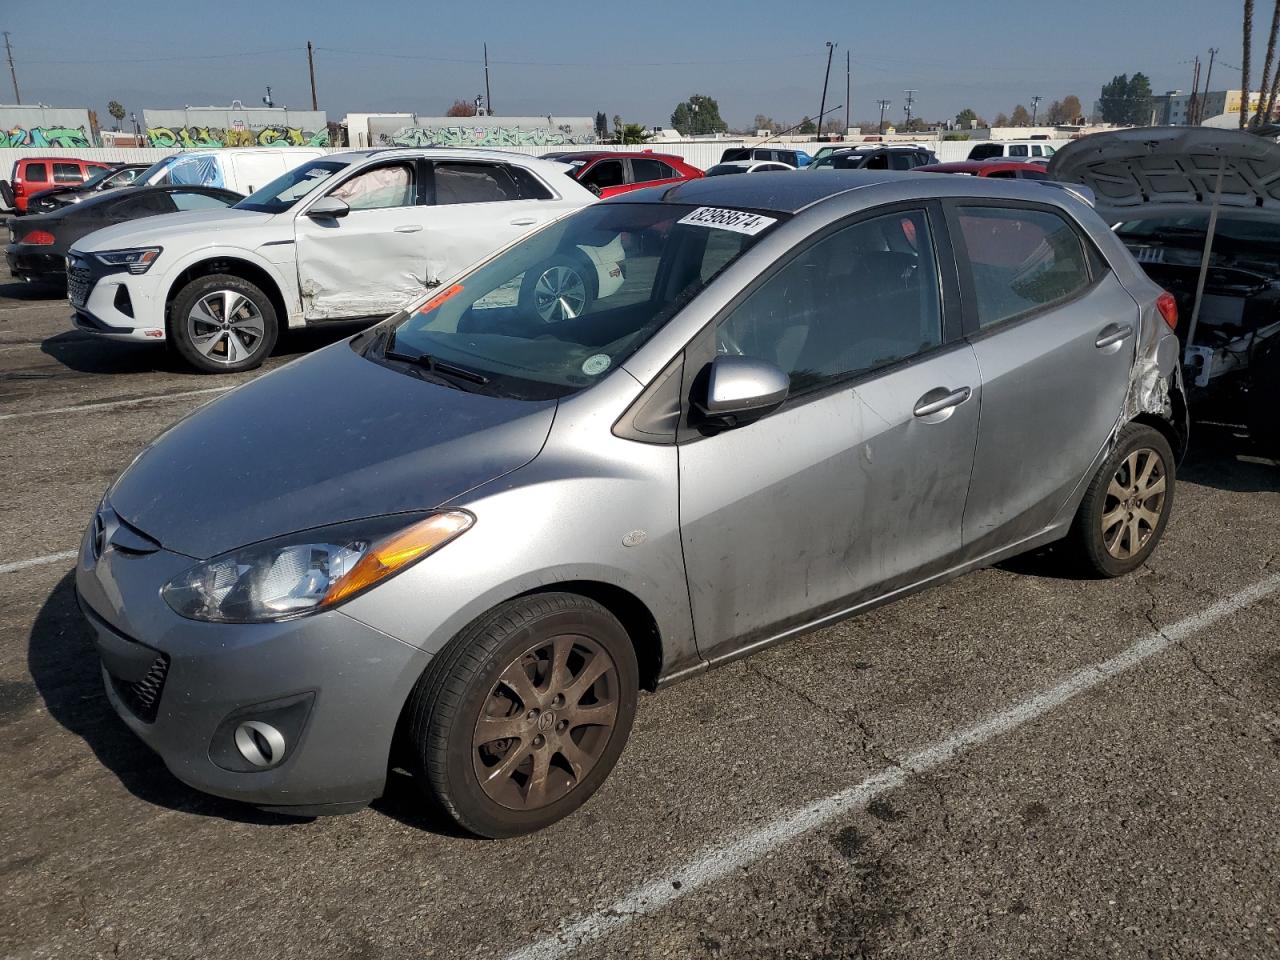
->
{"left": 1, "top": 274, "right": 1278, "bottom": 960}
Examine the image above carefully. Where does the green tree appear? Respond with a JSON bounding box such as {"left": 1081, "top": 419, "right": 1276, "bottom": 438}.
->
{"left": 670, "top": 94, "right": 729, "bottom": 136}
{"left": 796, "top": 116, "right": 817, "bottom": 135}
{"left": 1099, "top": 74, "right": 1132, "bottom": 123}
{"left": 1126, "top": 72, "right": 1153, "bottom": 125}
{"left": 955, "top": 107, "right": 979, "bottom": 128}
{"left": 619, "top": 123, "right": 651, "bottom": 145}
{"left": 1010, "top": 104, "right": 1032, "bottom": 126}
{"left": 594, "top": 112, "right": 609, "bottom": 139}
{"left": 107, "top": 100, "right": 126, "bottom": 131}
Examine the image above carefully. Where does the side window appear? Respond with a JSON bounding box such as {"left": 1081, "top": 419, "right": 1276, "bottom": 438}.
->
{"left": 986, "top": 170, "right": 1017, "bottom": 179}
{"left": 433, "top": 162, "right": 518, "bottom": 203}
{"left": 112, "top": 192, "right": 178, "bottom": 217}
{"left": 863, "top": 153, "right": 890, "bottom": 170}
{"left": 579, "top": 160, "right": 624, "bottom": 190}
{"left": 330, "top": 163, "right": 415, "bottom": 210}
{"left": 505, "top": 165, "right": 553, "bottom": 200}
{"left": 630, "top": 158, "right": 671, "bottom": 183}
{"left": 716, "top": 209, "right": 943, "bottom": 397}
{"left": 889, "top": 153, "right": 915, "bottom": 171}
{"left": 24, "top": 163, "right": 48, "bottom": 183}
{"left": 171, "top": 190, "right": 234, "bottom": 211}
{"left": 954, "top": 206, "right": 1094, "bottom": 329}
{"left": 970, "top": 144, "right": 1000, "bottom": 161}
{"left": 1031, "top": 145, "right": 1044, "bottom": 157}
{"left": 53, "top": 163, "right": 83, "bottom": 183}
{"left": 1018, "top": 168, "right": 1048, "bottom": 181}
{"left": 1007, "top": 144, "right": 1029, "bottom": 157}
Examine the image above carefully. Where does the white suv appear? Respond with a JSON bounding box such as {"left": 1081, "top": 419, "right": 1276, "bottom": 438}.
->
{"left": 67, "top": 149, "right": 603, "bottom": 372}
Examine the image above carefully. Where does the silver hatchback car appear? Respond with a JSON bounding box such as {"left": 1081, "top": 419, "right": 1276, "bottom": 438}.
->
{"left": 76, "top": 172, "right": 1187, "bottom": 837}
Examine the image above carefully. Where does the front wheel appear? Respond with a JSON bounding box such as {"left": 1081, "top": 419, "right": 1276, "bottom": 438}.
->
{"left": 519, "top": 256, "right": 596, "bottom": 323}
{"left": 1066, "top": 423, "right": 1175, "bottom": 577}
{"left": 404, "top": 593, "right": 638, "bottom": 838}
{"left": 169, "top": 273, "right": 278, "bottom": 373}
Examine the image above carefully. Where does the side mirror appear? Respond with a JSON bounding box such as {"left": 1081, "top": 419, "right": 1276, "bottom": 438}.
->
{"left": 695, "top": 355, "right": 789, "bottom": 430}
{"left": 306, "top": 196, "right": 350, "bottom": 219}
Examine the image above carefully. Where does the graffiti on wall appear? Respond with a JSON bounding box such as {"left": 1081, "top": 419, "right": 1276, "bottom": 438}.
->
{"left": 1, "top": 125, "right": 93, "bottom": 148}
{"left": 378, "top": 124, "right": 595, "bottom": 148}
{"left": 145, "top": 126, "right": 330, "bottom": 148}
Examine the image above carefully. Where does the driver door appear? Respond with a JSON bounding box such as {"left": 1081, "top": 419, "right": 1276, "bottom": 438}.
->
{"left": 294, "top": 160, "right": 430, "bottom": 319}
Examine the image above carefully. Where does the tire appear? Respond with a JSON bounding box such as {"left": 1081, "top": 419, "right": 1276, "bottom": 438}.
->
{"left": 0, "top": 180, "right": 13, "bottom": 210}
{"left": 1065, "top": 423, "right": 1176, "bottom": 577}
{"left": 404, "top": 593, "right": 638, "bottom": 838}
{"left": 168, "top": 273, "right": 278, "bottom": 374}
{"left": 519, "top": 255, "right": 596, "bottom": 324}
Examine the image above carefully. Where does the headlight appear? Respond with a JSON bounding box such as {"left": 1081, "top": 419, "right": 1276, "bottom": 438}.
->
{"left": 94, "top": 246, "right": 162, "bottom": 275}
{"left": 162, "top": 511, "right": 473, "bottom": 623}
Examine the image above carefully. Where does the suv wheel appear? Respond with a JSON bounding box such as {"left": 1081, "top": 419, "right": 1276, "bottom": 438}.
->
{"left": 1066, "top": 423, "right": 1175, "bottom": 577}
{"left": 169, "top": 274, "right": 278, "bottom": 373}
{"left": 405, "top": 593, "right": 638, "bottom": 838}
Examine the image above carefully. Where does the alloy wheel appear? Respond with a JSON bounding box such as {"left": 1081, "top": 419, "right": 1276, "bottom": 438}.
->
{"left": 532, "top": 266, "right": 587, "bottom": 322}
{"left": 1101, "top": 447, "right": 1167, "bottom": 560}
{"left": 472, "top": 634, "right": 620, "bottom": 810}
{"left": 187, "top": 290, "right": 267, "bottom": 365}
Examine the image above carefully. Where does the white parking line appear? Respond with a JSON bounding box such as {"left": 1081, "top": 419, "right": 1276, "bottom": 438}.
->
{"left": 0, "top": 386, "right": 232, "bottom": 421}
{"left": 505, "top": 573, "right": 1280, "bottom": 960}
{"left": 0, "top": 550, "right": 78, "bottom": 576}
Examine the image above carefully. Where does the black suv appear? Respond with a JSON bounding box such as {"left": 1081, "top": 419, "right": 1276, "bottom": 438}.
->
{"left": 809, "top": 146, "right": 938, "bottom": 171}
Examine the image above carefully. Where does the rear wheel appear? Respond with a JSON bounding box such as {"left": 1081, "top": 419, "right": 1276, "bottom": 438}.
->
{"left": 1066, "top": 423, "right": 1175, "bottom": 577}
{"left": 169, "top": 273, "right": 278, "bottom": 373}
{"left": 404, "top": 593, "right": 638, "bottom": 838}
{"left": 519, "top": 256, "right": 596, "bottom": 323}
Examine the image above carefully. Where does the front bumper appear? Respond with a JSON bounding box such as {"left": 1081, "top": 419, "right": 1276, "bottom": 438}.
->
{"left": 74, "top": 517, "right": 430, "bottom": 810}
{"left": 66, "top": 252, "right": 167, "bottom": 342}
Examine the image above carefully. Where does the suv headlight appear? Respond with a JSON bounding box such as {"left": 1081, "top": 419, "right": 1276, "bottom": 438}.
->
{"left": 162, "top": 511, "right": 473, "bottom": 623}
{"left": 95, "top": 246, "right": 162, "bottom": 275}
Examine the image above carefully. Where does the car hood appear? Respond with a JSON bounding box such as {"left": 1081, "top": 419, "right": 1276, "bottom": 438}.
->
{"left": 1047, "top": 126, "right": 1280, "bottom": 222}
{"left": 71, "top": 208, "right": 274, "bottom": 252}
{"left": 107, "top": 340, "right": 557, "bottom": 559}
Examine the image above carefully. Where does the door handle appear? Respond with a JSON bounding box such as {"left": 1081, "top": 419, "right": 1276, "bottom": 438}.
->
{"left": 1095, "top": 323, "right": 1134, "bottom": 349}
{"left": 913, "top": 386, "right": 972, "bottom": 419}
{"left": 394, "top": 224, "right": 423, "bottom": 233}
{"left": 509, "top": 217, "right": 539, "bottom": 226}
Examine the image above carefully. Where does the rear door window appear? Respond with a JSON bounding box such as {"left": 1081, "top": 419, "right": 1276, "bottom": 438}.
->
{"left": 24, "top": 162, "right": 48, "bottom": 183}
{"left": 1007, "top": 144, "right": 1029, "bottom": 157}
{"left": 432, "top": 162, "right": 519, "bottom": 204}
{"left": 969, "top": 144, "right": 1001, "bottom": 160}
{"left": 53, "top": 163, "right": 83, "bottom": 184}
{"left": 953, "top": 205, "right": 1095, "bottom": 329}
{"left": 630, "top": 158, "right": 673, "bottom": 183}
{"left": 111, "top": 191, "right": 179, "bottom": 218}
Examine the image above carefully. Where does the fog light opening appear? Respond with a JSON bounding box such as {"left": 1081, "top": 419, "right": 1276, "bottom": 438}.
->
{"left": 234, "top": 720, "right": 286, "bottom": 768}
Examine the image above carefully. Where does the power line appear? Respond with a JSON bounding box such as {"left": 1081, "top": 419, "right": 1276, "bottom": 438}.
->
{"left": 314, "top": 46, "right": 818, "bottom": 68}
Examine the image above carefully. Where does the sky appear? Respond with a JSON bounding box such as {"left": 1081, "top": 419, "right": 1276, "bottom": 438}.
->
{"left": 1, "top": 0, "right": 1265, "bottom": 131}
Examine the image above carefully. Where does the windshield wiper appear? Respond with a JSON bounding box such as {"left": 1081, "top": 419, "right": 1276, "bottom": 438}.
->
{"left": 384, "top": 349, "right": 491, "bottom": 385}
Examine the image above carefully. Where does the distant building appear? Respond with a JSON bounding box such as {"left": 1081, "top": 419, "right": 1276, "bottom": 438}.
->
{"left": 141, "top": 105, "right": 328, "bottom": 148}
{"left": 0, "top": 104, "right": 96, "bottom": 148}
{"left": 1161, "top": 89, "right": 1266, "bottom": 126}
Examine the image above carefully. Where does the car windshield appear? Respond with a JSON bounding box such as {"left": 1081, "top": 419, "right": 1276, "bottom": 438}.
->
{"left": 374, "top": 201, "right": 784, "bottom": 400}
{"left": 134, "top": 155, "right": 179, "bottom": 185}
{"left": 1116, "top": 214, "right": 1280, "bottom": 276}
{"left": 235, "top": 159, "right": 349, "bottom": 213}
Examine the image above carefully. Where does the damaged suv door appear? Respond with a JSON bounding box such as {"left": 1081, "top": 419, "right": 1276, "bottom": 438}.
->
{"left": 294, "top": 158, "right": 430, "bottom": 319}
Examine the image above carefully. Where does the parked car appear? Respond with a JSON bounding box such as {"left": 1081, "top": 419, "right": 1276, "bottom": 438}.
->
{"left": 7, "top": 185, "right": 243, "bottom": 285}
{"left": 704, "top": 160, "right": 796, "bottom": 176}
{"left": 1, "top": 156, "right": 114, "bottom": 215}
{"left": 968, "top": 141, "right": 1058, "bottom": 162}
{"left": 76, "top": 170, "right": 1185, "bottom": 837}
{"left": 24, "top": 163, "right": 152, "bottom": 215}
{"left": 131, "top": 147, "right": 328, "bottom": 196}
{"left": 545, "top": 150, "right": 702, "bottom": 197}
{"left": 809, "top": 145, "right": 939, "bottom": 170}
{"left": 1049, "top": 126, "right": 1280, "bottom": 451}
{"left": 914, "top": 160, "right": 1051, "bottom": 180}
{"left": 720, "top": 146, "right": 809, "bottom": 168}
{"left": 67, "top": 149, "right": 601, "bottom": 371}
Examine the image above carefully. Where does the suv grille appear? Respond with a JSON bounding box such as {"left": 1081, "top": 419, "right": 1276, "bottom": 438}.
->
{"left": 109, "top": 653, "right": 170, "bottom": 724}
{"left": 67, "top": 262, "right": 92, "bottom": 308}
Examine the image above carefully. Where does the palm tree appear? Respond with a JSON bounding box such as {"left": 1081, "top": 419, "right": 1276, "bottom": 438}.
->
{"left": 1243, "top": 0, "right": 1255, "bottom": 127}
{"left": 1258, "top": 0, "right": 1280, "bottom": 125}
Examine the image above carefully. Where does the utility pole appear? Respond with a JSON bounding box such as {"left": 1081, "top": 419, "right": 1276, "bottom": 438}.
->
{"left": 845, "top": 50, "right": 851, "bottom": 135}
{"left": 3, "top": 32, "right": 19, "bottom": 105}
{"left": 1030, "top": 95, "right": 1043, "bottom": 125}
{"left": 876, "top": 98, "right": 891, "bottom": 134}
{"left": 817, "top": 41, "right": 835, "bottom": 141}
{"left": 1188, "top": 55, "right": 1201, "bottom": 126}
{"left": 1200, "top": 47, "right": 1218, "bottom": 124}
{"left": 484, "top": 43, "right": 493, "bottom": 116}
{"left": 307, "top": 41, "right": 318, "bottom": 111}
{"left": 903, "top": 89, "right": 917, "bottom": 128}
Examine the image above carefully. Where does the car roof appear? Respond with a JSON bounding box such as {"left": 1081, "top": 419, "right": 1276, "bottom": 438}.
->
{"left": 914, "top": 160, "right": 1029, "bottom": 174}
{"left": 552, "top": 150, "right": 684, "bottom": 161}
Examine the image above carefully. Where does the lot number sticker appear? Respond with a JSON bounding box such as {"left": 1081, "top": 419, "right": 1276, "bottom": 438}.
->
{"left": 678, "top": 207, "right": 777, "bottom": 235}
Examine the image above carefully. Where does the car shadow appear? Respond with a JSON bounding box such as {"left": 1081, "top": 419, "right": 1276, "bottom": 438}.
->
{"left": 26, "top": 571, "right": 305, "bottom": 826}
{"left": 0, "top": 277, "right": 65, "bottom": 300}
{"left": 1178, "top": 421, "right": 1280, "bottom": 493}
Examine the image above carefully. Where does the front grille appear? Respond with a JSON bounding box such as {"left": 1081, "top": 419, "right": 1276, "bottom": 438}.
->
{"left": 109, "top": 653, "right": 170, "bottom": 724}
{"left": 67, "top": 263, "right": 93, "bottom": 308}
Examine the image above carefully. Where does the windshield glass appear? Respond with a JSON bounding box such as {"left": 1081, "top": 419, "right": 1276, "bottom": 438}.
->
{"left": 377, "top": 202, "right": 783, "bottom": 400}
{"left": 79, "top": 167, "right": 120, "bottom": 189}
{"left": 235, "top": 159, "right": 348, "bottom": 213}
{"left": 1116, "top": 214, "right": 1280, "bottom": 276}
{"left": 135, "top": 155, "right": 178, "bottom": 185}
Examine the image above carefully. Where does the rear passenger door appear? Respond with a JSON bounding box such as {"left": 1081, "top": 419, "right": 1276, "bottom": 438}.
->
{"left": 421, "top": 160, "right": 566, "bottom": 285}
{"left": 947, "top": 202, "right": 1137, "bottom": 556}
